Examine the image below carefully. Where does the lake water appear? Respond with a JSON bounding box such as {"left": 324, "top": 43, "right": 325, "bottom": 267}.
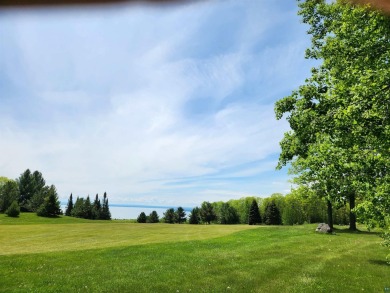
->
{"left": 61, "top": 204, "right": 193, "bottom": 220}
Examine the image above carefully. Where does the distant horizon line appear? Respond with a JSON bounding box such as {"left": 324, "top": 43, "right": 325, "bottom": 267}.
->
{"left": 60, "top": 202, "right": 194, "bottom": 211}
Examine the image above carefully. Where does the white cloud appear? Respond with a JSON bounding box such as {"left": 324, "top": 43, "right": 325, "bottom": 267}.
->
{"left": 0, "top": 1, "right": 312, "bottom": 206}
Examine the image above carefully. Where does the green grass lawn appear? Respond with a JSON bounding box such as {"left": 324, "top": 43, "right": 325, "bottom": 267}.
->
{"left": 0, "top": 213, "right": 388, "bottom": 292}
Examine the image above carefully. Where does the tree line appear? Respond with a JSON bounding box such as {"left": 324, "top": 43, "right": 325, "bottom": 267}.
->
{"left": 0, "top": 169, "right": 61, "bottom": 217}
{"left": 136, "top": 190, "right": 349, "bottom": 225}
{"left": 64, "top": 193, "right": 111, "bottom": 220}
{"left": 0, "top": 169, "right": 111, "bottom": 220}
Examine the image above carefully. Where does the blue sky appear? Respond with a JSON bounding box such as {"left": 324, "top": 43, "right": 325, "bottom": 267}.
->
{"left": 0, "top": 1, "right": 315, "bottom": 207}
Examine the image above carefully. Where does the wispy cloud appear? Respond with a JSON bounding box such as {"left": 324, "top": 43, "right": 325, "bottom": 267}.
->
{"left": 0, "top": 1, "right": 314, "bottom": 206}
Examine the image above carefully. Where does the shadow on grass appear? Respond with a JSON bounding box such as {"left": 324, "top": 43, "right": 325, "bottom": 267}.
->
{"left": 332, "top": 228, "right": 381, "bottom": 235}
{"left": 368, "top": 259, "right": 389, "bottom": 266}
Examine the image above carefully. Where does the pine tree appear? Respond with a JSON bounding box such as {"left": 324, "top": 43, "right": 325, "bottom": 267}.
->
{"left": 100, "top": 192, "right": 111, "bottom": 220}
{"left": 137, "top": 212, "right": 147, "bottom": 223}
{"left": 71, "top": 197, "right": 85, "bottom": 218}
{"left": 264, "top": 201, "right": 281, "bottom": 225}
{"left": 148, "top": 210, "right": 159, "bottom": 223}
{"left": 37, "top": 185, "right": 62, "bottom": 217}
{"left": 175, "top": 207, "right": 186, "bottom": 224}
{"left": 164, "top": 208, "right": 176, "bottom": 223}
{"left": 17, "top": 169, "right": 33, "bottom": 211}
{"left": 65, "top": 193, "right": 74, "bottom": 216}
{"left": 248, "top": 199, "right": 262, "bottom": 225}
{"left": 199, "top": 201, "right": 216, "bottom": 224}
{"left": 189, "top": 207, "right": 200, "bottom": 224}
{"left": 83, "top": 195, "right": 93, "bottom": 219}
{"left": 92, "top": 194, "right": 101, "bottom": 220}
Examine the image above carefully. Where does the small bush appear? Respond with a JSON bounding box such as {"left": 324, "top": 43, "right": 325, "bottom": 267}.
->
{"left": 6, "top": 201, "right": 20, "bottom": 217}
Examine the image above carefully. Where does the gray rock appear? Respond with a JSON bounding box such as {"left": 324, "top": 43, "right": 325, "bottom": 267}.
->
{"left": 316, "top": 223, "right": 332, "bottom": 233}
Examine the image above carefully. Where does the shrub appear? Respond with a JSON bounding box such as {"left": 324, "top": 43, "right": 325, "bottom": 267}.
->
{"left": 6, "top": 200, "right": 20, "bottom": 217}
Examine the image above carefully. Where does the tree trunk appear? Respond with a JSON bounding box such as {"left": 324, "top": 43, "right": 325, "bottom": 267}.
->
{"left": 327, "top": 199, "right": 333, "bottom": 229}
{"left": 349, "top": 193, "right": 357, "bottom": 231}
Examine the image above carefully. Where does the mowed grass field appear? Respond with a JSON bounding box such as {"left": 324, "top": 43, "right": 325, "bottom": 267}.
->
{"left": 0, "top": 214, "right": 388, "bottom": 292}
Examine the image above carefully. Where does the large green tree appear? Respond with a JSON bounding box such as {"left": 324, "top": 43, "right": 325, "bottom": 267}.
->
{"left": 164, "top": 208, "right": 176, "bottom": 224}
{"left": 248, "top": 200, "right": 262, "bottom": 225}
{"left": 148, "top": 210, "right": 159, "bottom": 223}
{"left": 37, "top": 185, "right": 62, "bottom": 217}
{"left": 263, "top": 200, "right": 281, "bottom": 225}
{"left": 219, "top": 202, "right": 239, "bottom": 224}
{"left": 199, "top": 201, "right": 217, "bottom": 224}
{"left": 175, "top": 207, "right": 186, "bottom": 224}
{"left": 0, "top": 180, "right": 19, "bottom": 213}
{"left": 16, "top": 169, "right": 48, "bottom": 212}
{"left": 189, "top": 207, "right": 200, "bottom": 224}
{"left": 275, "top": 0, "right": 390, "bottom": 230}
{"left": 137, "top": 212, "right": 147, "bottom": 223}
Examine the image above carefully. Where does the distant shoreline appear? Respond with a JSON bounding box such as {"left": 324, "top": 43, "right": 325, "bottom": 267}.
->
{"left": 61, "top": 202, "right": 193, "bottom": 211}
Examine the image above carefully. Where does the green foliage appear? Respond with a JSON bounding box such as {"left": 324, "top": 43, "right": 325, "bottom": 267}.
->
{"left": 248, "top": 199, "right": 261, "bottom": 225}
{"left": 0, "top": 176, "right": 10, "bottom": 186}
{"left": 65, "top": 193, "right": 74, "bottom": 216}
{"left": 219, "top": 202, "right": 240, "bottom": 224}
{"left": 228, "top": 197, "right": 258, "bottom": 224}
{"left": 264, "top": 200, "right": 281, "bottom": 225}
{"left": 71, "top": 197, "right": 85, "bottom": 218}
{"left": 36, "top": 185, "right": 62, "bottom": 217}
{"left": 275, "top": 0, "right": 390, "bottom": 232}
{"left": 282, "top": 193, "right": 305, "bottom": 225}
{"left": 199, "top": 201, "right": 217, "bottom": 224}
{"left": 137, "top": 212, "right": 147, "bottom": 223}
{"left": 5, "top": 200, "right": 20, "bottom": 217}
{"left": 175, "top": 207, "right": 186, "bottom": 224}
{"left": 17, "top": 169, "right": 48, "bottom": 212}
{"left": 164, "top": 208, "right": 176, "bottom": 224}
{"left": 69, "top": 193, "right": 110, "bottom": 220}
{"left": 29, "top": 186, "right": 50, "bottom": 212}
{"left": 189, "top": 207, "right": 200, "bottom": 224}
{"left": 147, "top": 210, "right": 159, "bottom": 223}
{"left": 83, "top": 196, "right": 93, "bottom": 220}
{"left": 0, "top": 180, "right": 19, "bottom": 213}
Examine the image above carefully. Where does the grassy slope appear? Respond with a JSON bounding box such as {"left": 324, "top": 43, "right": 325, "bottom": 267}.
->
{"left": 0, "top": 214, "right": 388, "bottom": 292}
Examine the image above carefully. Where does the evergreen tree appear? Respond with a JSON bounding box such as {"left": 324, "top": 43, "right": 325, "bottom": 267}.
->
{"left": 219, "top": 202, "right": 240, "bottom": 224}
{"left": 29, "top": 186, "right": 49, "bottom": 212}
{"left": 37, "top": 185, "right": 62, "bottom": 217}
{"left": 91, "top": 194, "right": 101, "bottom": 220}
{"left": 17, "top": 169, "right": 34, "bottom": 211}
{"left": 189, "top": 207, "right": 200, "bottom": 224}
{"left": 71, "top": 197, "right": 85, "bottom": 218}
{"left": 264, "top": 201, "right": 281, "bottom": 225}
{"left": 6, "top": 200, "right": 20, "bottom": 217}
{"left": 31, "top": 171, "right": 46, "bottom": 197}
{"left": 164, "top": 208, "right": 176, "bottom": 223}
{"left": 199, "top": 201, "right": 217, "bottom": 224}
{"left": 17, "top": 169, "right": 48, "bottom": 212}
{"left": 65, "top": 193, "right": 74, "bottom": 216}
{"left": 137, "top": 212, "right": 147, "bottom": 223}
{"left": 175, "top": 207, "right": 186, "bottom": 224}
{"left": 148, "top": 210, "right": 159, "bottom": 223}
{"left": 83, "top": 195, "right": 93, "bottom": 219}
{"left": 248, "top": 199, "right": 262, "bottom": 225}
{"left": 100, "top": 192, "right": 111, "bottom": 220}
